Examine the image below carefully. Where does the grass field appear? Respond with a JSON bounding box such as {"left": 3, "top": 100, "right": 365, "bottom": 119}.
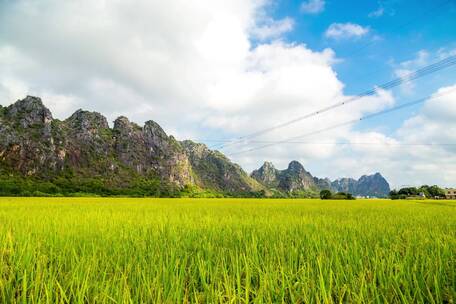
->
{"left": 0, "top": 198, "right": 455, "bottom": 303}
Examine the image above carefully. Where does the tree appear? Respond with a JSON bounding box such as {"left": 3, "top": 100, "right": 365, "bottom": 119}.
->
{"left": 398, "top": 187, "right": 418, "bottom": 196}
{"left": 427, "top": 185, "right": 445, "bottom": 198}
{"left": 320, "top": 190, "right": 332, "bottom": 200}
{"left": 345, "top": 193, "right": 355, "bottom": 200}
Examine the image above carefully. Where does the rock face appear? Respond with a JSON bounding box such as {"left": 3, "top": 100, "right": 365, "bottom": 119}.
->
{"left": 181, "top": 140, "right": 262, "bottom": 193}
{"left": 330, "top": 174, "right": 391, "bottom": 197}
{"left": 251, "top": 161, "right": 280, "bottom": 188}
{"left": 0, "top": 96, "right": 391, "bottom": 197}
{"left": 278, "top": 161, "right": 316, "bottom": 192}
{"left": 251, "top": 160, "right": 318, "bottom": 193}
{"left": 111, "top": 116, "right": 194, "bottom": 185}
{"left": 0, "top": 96, "right": 57, "bottom": 176}
{"left": 331, "top": 178, "right": 358, "bottom": 195}
{"left": 251, "top": 160, "right": 391, "bottom": 197}
{"left": 349, "top": 173, "right": 390, "bottom": 197}
{"left": 0, "top": 96, "right": 258, "bottom": 193}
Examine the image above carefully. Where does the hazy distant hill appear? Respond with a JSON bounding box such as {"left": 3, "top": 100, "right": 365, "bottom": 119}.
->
{"left": 0, "top": 96, "right": 389, "bottom": 197}
{"left": 251, "top": 161, "right": 390, "bottom": 197}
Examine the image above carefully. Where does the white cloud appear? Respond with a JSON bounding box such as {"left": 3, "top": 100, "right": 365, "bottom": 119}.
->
{"left": 436, "top": 46, "right": 456, "bottom": 60}
{"left": 393, "top": 50, "right": 429, "bottom": 94}
{"left": 325, "top": 23, "right": 370, "bottom": 39}
{"left": 397, "top": 85, "right": 456, "bottom": 143}
{"left": 300, "top": 0, "right": 325, "bottom": 14}
{"left": 368, "top": 1, "right": 396, "bottom": 18}
{"left": 251, "top": 17, "right": 294, "bottom": 41}
{"left": 324, "top": 84, "right": 456, "bottom": 188}
{"left": 0, "top": 0, "right": 454, "bottom": 187}
{"left": 368, "top": 7, "right": 384, "bottom": 18}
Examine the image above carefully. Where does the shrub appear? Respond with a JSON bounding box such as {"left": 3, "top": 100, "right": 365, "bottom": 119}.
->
{"left": 320, "top": 190, "right": 332, "bottom": 200}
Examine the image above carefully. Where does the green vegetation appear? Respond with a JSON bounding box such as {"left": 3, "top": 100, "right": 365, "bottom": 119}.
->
{"left": 0, "top": 175, "right": 176, "bottom": 197}
{"left": 320, "top": 189, "right": 355, "bottom": 200}
{"left": 0, "top": 174, "right": 269, "bottom": 198}
{"left": 0, "top": 198, "right": 454, "bottom": 303}
{"left": 320, "top": 189, "right": 332, "bottom": 199}
{"left": 390, "top": 185, "right": 446, "bottom": 200}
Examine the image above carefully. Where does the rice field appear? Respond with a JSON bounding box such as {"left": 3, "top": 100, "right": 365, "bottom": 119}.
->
{"left": 0, "top": 197, "right": 455, "bottom": 303}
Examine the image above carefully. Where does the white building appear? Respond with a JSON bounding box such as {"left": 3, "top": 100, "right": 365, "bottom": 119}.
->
{"left": 445, "top": 188, "right": 456, "bottom": 200}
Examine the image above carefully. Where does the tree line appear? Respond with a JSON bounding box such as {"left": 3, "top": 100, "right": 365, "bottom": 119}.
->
{"left": 389, "top": 185, "right": 446, "bottom": 200}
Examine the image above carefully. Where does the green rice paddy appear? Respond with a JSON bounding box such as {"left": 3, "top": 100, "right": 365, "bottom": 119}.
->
{"left": 0, "top": 197, "right": 455, "bottom": 303}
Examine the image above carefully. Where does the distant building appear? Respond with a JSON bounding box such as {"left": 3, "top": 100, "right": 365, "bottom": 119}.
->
{"left": 445, "top": 188, "right": 456, "bottom": 200}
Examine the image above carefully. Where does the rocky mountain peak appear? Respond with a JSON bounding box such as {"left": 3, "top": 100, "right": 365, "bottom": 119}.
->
{"left": 5, "top": 96, "right": 53, "bottom": 128}
{"left": 0, "top": 96, "right": 392, "bottom": 197}
{"left": 330, "top": 173, "right": 390, "bottom": 197}
{"left": 181, "top": 140, "right": 208, "bottom": 158}
{"left": 251, "top": 161, "right": 279, "bottom": 187}
{"left": 67, "top": 109, "right": 109, "bottom": 129}
{"left": 251, "top": 160, "right": 316, "bottom": 193}
{"left": 144, "top": 120, "right": 168, "bottom": 144}
{"left": 355, "top": 173, "right": 390, "bottom": 197}
{"left": 182, "top": 140, "right": 262, "bottom": 192}
{"left": 113, "top": 116, "right": 142, "bottom": 134}
{"left": 144, "top": 120, "right": 167, "bottom": 139}
{"left": 252, "top": 160, "right": 391, "bottom": 197}
{"left": 262, "top": 161, "right": 275, "bottom": 170}
{"left": 287, "top": 160, "right": 306, "bottom": 173}
{"left": 279, "top": 161, "right": 315, "bottom": 192}
{"left": 113, "top": 116, "right": 130, "bottom": 129}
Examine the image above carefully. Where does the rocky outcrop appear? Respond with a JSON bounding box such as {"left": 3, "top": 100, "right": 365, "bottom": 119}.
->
{"left": 113, "top": 116, "right": 148, "bottom": 173}
{"left": 313, "top": 177, "right": 332, "bottom": 190}
{"left": 0, "top": 96, "right": 251, "bottom": 192}
{"left": 64, "top": 110, "right": 114, "bottom": 169}
{"left": 251, "top": 160, "right": 391, "bottom": 197}
{"left": 331, "top": 178, "right": 358, "bottom": 195}
{"left": 278, "top": 161, "right": 316, "bottom": 192}
{"left": 0, "top": 96, "right": 57, "bottom": 175}
{"left": 142, "top": 121, "right": 193, "bottom": 186}
{"left": 3, "top": 96, "right": 53, "bottom": 130}
{"left": 0, "top": 97, "right": 194, "bottom": 187}
{"left": 251, "top": 161, "right": 280, "bottom": 188}
{"left": 0, "top": 96, "right": 391, "bottom": 196}
{"left": 112, "top": 115, "right": 194, "bottom": 185}
{"left": 330, "top": 174, "right": 390, "bottom": 197}
{"left": 181, "top": 140, "right": 262, "bottom": 193}
{"left": 354, "top": 173, "right": 390, "bottom": 197}
{"left": 251, "top": 160, "right": 318, "bottom": 193}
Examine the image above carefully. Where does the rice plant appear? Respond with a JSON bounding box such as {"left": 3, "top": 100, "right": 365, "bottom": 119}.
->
{"left": 0, "top": 197, "right": 455, "bottom": 303}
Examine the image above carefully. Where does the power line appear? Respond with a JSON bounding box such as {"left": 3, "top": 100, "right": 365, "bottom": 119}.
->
{"left": 209, "top": 0, "right": 455, "bottom": 151}
{"left": 200, "top": 140, "right": 456, "bottom": 146}
{"left": 211, "top": 54, "right": 456, "bottom": 151}
{"left": 227, "top": 87, "right": 456, "bottom": 157}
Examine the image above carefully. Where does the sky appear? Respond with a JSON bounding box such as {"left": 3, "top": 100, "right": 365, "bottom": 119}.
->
{"left": 0, "top": 0, "right": 455, "bottom": 188}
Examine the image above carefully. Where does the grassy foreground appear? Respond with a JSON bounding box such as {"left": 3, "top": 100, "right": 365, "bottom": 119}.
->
{"left": 0, "top": 198, "right": 455, "bottom": 303}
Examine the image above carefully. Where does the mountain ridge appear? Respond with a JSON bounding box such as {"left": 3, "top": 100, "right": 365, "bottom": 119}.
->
{"left": 0, "top": 96, "right": 390, "bottom": 197}
{"left": 251, "top": 161, "right": 390, "bottom": 197}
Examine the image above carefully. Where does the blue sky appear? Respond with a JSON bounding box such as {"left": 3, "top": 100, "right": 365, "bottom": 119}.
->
{"left": 0, "top": 0, "right": 455, "bottom": 187}
{"left": 268, "top": 0, "right": 456, "bottom": 133}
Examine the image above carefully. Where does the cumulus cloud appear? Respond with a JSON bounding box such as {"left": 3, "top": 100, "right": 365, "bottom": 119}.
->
{"left": 300, "top": 0, "right": 325, "bottom": 14}
{"left": 323, "top": 84, "right": 456, "bottom": 188}
{"left": 397, "top": 85, "right": 456, "bottom": 146}
{"left": 252, "top": 17, "right": 294, "bottom": 41}
{"left": 1, "top": 0, "right": 453, "bottom": 187}
{"left": 393, "top": 50, "right": 429, "bottom": 94}
{"left": 325, "top": 23, "right": 370, "bottom": 40}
